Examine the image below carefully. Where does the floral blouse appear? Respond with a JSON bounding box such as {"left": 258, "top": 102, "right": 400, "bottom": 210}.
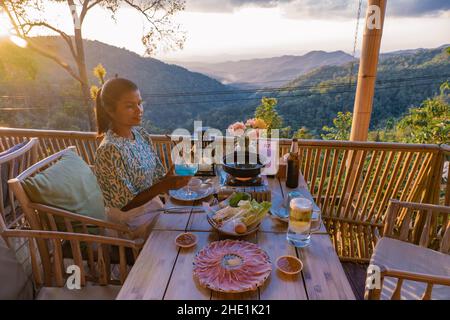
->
{"left": 94, "top": 127, "right": 167, "bottom": 209}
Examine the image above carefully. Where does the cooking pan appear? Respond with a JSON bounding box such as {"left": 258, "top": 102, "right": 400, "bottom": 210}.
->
{"left": 221, "top": 151, "right": 268, "bottom": 178}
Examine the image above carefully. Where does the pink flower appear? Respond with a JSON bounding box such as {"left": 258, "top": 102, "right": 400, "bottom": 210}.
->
{"left": 228, "top": 121, "right": 246, "bottom": 136}
{"left": 245, "top": 118, "right": 256, "bottom": 128}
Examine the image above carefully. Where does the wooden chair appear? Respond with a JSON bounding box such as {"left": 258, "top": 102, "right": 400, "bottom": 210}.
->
{"left": 7, "top": 146, "right": 142, "bottom": 284}
{"left": 0, "top": 213, "right": 143, "bottom": 300}
{"left": 365, "top": 199, "right": 450, "bottom": 300}
{"left": 7, "top": 146, "right": 135, "bottom": 236}
{"left": 0, "top": 138, "right": 39, "bottom": 228}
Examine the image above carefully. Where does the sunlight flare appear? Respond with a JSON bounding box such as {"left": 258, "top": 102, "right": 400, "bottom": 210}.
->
{"left": 9, "top": 35, "right": 27, "bottom": 48}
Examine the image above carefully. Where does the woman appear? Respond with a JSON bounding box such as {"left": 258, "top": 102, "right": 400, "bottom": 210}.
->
{"left": 94, "top": 78, "right": 190, "bottom": 236}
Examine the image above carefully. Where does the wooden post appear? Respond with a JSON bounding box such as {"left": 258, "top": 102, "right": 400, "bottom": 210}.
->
{"left": 350, "top": 0, "right": 387, "bottom": 141}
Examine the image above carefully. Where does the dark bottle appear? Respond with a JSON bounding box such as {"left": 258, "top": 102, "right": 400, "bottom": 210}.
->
{"left": 286, "top": 138, "right": 300, "bottom": 188}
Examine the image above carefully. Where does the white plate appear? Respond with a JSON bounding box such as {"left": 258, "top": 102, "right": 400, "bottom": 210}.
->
{"left": 206, "top": 211, "right": 260, "bottom": 236}
{"left": 169, "top": 184, "right": 214, "bottom": 202}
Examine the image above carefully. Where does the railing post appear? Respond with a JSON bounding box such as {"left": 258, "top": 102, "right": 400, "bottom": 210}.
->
{"left": 412, "top": 147, "right": 445, "bottom": 244}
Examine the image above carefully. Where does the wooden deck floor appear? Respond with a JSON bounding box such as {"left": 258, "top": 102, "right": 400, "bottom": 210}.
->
{"left": 342, "top": 262, "right": 368, "bottom": 300}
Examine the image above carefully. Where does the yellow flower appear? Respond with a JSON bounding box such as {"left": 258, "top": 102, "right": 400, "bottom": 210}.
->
{"left": 90, "top": 85, "right": 99, "bottom": 100}
{"left": 253, "top": 118, "right": 267, "bottom": 129}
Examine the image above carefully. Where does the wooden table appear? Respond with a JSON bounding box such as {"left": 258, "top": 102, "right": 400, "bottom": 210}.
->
{"left": 116, "top": 176, "right": 355, "bottom": 300}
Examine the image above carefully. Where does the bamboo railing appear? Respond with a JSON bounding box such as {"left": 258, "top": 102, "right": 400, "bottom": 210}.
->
{"left": 0, "top": 127, "right": 447, "bottom": 262}
{"left": 287, "top": 140, "right": 442, "bottom": 261}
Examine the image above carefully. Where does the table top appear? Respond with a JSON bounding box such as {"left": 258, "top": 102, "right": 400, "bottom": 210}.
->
{"left": 116, "top": 175, "right": 355, "bottom": 300}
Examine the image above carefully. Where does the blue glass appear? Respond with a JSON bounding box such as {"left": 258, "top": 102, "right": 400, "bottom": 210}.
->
{"left": 174, "top": 163, "right": 199, "bottom": 199}
{"left": 175, "top": 164, "right": 198, "bottom": 176}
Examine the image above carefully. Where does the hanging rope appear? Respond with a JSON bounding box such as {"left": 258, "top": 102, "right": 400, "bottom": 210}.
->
{"left": 348, "top": 0, "right": 363, "bottom": 88}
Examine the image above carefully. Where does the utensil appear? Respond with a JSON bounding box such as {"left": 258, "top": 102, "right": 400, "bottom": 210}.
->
{"left": 146, "top": 206, "right": 205, "bottom": 214}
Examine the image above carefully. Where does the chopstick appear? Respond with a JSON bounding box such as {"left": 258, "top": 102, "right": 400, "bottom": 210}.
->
{"left": 147, "top": 206, "right": 206, "bottom": 214}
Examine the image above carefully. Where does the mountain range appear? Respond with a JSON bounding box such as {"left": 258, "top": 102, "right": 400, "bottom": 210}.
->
{"left": 175, "top": 51, "right": 355, "bottom": 88}
{"left": 0, "top": 37, "right": 448, "bottom": 136}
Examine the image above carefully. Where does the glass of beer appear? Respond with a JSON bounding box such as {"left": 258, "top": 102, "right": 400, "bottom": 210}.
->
{"left": 287, "top": 197, "right": 313, "bottom": 248}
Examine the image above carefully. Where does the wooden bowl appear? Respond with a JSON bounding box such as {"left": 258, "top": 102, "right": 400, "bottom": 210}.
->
{"left": 276, "top": 255, "right": 303, "bottom": 275}
{"left": 175, "top": 233, "right": 198, "bottom": 248}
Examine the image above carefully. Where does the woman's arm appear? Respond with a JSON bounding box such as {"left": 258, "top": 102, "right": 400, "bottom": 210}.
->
{"left": 121, "top": 174, "right": 190, "bottom": 211}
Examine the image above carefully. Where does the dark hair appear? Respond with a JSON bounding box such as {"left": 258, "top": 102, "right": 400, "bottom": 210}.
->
{"left": 95, "top": 78, "right": 139, "bottom": 135}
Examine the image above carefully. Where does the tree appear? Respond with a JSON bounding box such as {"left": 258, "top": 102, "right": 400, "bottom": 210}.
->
{"left": 254, "top": 97, "right": 283, "bottom": 131}
{"left": 0, "top": 41, "right": 37, "bottom": 80}
{"left": 321, "top": 111, "right": 353, "bottom": 140}
{"left": 0, "top": 0, "right": 186, "bottom": 130}
{"left": 293, "top": 127, "right": 314, "bottom": 139}
{"left": 396, "top": 83, "right": 449, "bottom": 144}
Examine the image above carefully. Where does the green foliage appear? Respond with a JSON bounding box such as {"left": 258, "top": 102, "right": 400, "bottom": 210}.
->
{"left": 0, "top": 40, "right": 37, "bottom": 80}
{"left": 321, "top": 111, "right": 352, "bottom": 140}
{"left": 254, "top": 97, "right": 283, "bottom": 130}
{"left": 293, "top": 127, "right": 314, "bottom": 139}
{"left": 396, "top": 90, "right": 449, "bottom": 144}
{"left": 207, "top": 46, "right": 450, "bottom": 137}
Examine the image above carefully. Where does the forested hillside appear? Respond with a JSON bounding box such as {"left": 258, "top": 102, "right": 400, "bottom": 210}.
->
{"left": 0, "top": 37, "right": 448, "bottom": 138}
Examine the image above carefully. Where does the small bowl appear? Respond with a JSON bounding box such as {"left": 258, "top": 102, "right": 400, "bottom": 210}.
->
{"left": 276, "top": 255, "right": 303, "bottom": 275}
{"left": 175, "top": 232, "right": 198, "bottom": 248}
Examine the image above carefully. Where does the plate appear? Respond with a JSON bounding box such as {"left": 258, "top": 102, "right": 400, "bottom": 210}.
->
{"left": 203, "top": 194, "right": 262, "bottom": 236}
{"left": 169, "top": 183, "right": 214, "bottom": 202}
{"left": 270, "top": 206, "right": 289, "bottom": 222}
{"left": 206, "top": 211, "right": 261, "bottom": 236}
{"left": 193, "top": 240, "right": 272, "bottom": 293}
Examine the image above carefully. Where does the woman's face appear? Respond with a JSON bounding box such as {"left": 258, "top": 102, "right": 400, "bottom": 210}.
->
{"left": 110, "top": 89, "right": 144, "bottom": 128}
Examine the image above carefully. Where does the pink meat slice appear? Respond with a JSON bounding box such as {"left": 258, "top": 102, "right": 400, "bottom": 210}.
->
{"left": 193, "top": 240, "right": 272, "bottom": 292}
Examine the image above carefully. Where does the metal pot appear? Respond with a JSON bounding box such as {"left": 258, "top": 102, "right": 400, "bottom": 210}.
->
{"left": 221, "top": 151, "right": 267, "bottom": 178}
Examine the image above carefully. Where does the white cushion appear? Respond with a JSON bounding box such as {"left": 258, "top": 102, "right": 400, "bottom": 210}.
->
{"left": 37, "top": 283, "right": 121, "bottom": 300}
{"left": 371, "top": 237, "right": 450, "bottom": 300}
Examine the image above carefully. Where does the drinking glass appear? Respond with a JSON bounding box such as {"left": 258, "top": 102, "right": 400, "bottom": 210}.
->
{"left": 286, "top": 197, "right": 313, "bottom": 248}
{"left": 286, "top": 191, "right": 321, "bottom": 232}
{"left": 174, "top": 162, "right": 199, "bottom": 199}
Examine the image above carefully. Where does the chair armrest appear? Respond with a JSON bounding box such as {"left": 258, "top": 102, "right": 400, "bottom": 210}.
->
{"left": 366, "top": 266, "right": 450, "bottom": 300}
{"left": 1, "top": 228, "right": 144, "bottom": 286}
{"left": 29, "top": 203, "right": 133, "bottom": 235}
{"left": 384, "top": 200, "right": 450, "bottom": 249}
{"left": 381, "top": 267, "right": 450, "bottom": 287}
{"left": 2, "top": 229, "right": 142, "bottom": 249}
{"left": 389, "top": 199, "right": 450, "bottom": 214}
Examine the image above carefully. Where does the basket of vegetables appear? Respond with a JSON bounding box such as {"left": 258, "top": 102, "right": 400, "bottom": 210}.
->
{"left": 203, "top": 192, "right": 271, "bottom": 236}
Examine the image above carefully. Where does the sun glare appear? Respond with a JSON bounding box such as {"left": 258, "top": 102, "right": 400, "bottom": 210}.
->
{"left": 9, "top": 35, "right": 27, "bottom": 48}
{"left": 0, "top": 13, "right": 10, "bottom": 37}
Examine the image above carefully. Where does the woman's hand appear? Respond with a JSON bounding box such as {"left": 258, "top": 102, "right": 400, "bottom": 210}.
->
{"left": 121, "top": 170, "right": 192, "bottom": 212}
{"left": 166, "top": 175, "right": 191, "bottom": 190}
{"left": 162, "top": 164, "right": 191, "bottom": 189}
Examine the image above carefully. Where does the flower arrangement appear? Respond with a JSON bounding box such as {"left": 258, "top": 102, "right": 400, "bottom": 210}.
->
{"left": 228, "top": 118, "right": 267, "bottom": 137}
{"left": 228, "top": 118, "right": 268, "bottom": 152}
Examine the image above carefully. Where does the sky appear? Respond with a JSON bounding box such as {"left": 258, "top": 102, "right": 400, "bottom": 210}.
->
{"left": 1, "top": 0, "right": 450, "bottom": 62}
